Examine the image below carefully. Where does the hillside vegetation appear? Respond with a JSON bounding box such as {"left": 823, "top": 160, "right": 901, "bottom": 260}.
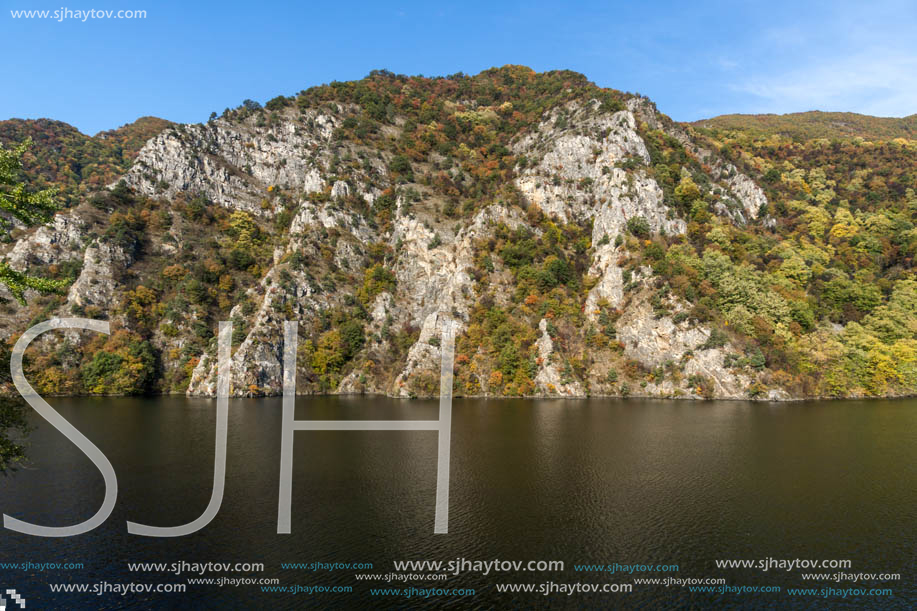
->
{"left": 0, "top": 116, "right": 172, "bottom": 205}
{"left": 1, "top": 67, "right": 914, "bottom": 400}
{"left": 691, "top": 111, "right": 917, "bottom": 141}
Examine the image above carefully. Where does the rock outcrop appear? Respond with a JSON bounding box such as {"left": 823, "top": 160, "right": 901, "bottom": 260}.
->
{"left": 2, "top": 76, "right": 789, "bottom": 401}
{"left": 120, "top": 109, "right": 340, "bottom": 215}
{"left": 66, "top": 242, "right": 132, "bottom": 310}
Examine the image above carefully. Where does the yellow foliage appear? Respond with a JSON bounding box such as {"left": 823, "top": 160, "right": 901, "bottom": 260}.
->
{"left": 161, "top": 264, "right": 187, "bottom": 280}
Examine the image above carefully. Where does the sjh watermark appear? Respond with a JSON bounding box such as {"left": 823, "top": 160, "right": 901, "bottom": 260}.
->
{"left": 4, "top": 316, "right": 456, "bottom": 538}
{"left": 9, "top": 8, "right": 147, "bottom": 21}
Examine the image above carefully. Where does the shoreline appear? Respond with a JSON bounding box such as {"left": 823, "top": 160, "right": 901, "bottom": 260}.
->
{"left": 7, "top": 390, "right": 916, "bottom": 402}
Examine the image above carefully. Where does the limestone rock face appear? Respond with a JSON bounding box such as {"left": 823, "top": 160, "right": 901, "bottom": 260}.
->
{"left": 725, "top": 171, "right": 767, "bottom": 220}
{"left": 187, "top": 278, "right": 290, "bottom": 397}
{"left": 507, "top": 100, "right": 763, "bottom": 399}
{"left": 66, "top": 242, "right": 132, "bottom": 310}
{"left": 510, "top": 101, "right": 685, "bottom": 322}
{"left": 289, "top": 200, "right": 374, "bottom": 242}
{"left": 186, "top": 236, "right": 328, "bottom": 397}
{"left": 388, "top": 205, "right": 524, "bottom": 396}
{"left": 164, "top": 97, "right": 776, "bottom": 399}
{"left": 534, "top": 318, "right": 584, "bottom": 395}
{"left": 0, "top": 209, "right": 138, "bottom": 353}
{"left": 0, "top": 212, "right": 89, "bottom": 327}
{"left": 5, "top": 213, "right": 85, "bottom": 271}
{"left": 1, "top": 210, "right": 129, "bottom": 314}
{"left": 3, "top": 88, "right": 789, "bottom": 401}
{"left": 513, "top": 104, "right": 660, "bottom": 223}
{"left": 121, "top": 109, "right": 340, "bottom": 216}
{"left": 616, "top": 298, "right": 749, "bottom": 399}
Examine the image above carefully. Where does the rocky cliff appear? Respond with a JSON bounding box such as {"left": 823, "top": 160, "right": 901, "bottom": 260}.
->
{"left": 4, "top": 67, "right": 914, "bottom": 400}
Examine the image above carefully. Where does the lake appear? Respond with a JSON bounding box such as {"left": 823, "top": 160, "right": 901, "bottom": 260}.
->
{"left": 0, "top": 396, "right": 914, "bottom": 609}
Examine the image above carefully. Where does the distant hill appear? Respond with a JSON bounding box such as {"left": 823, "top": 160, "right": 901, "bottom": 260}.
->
{"left": 0, "top": 116, "right": 172, "bottom": 205}
{"left": 690, "top": 111, "right": 917, "bottom": 141}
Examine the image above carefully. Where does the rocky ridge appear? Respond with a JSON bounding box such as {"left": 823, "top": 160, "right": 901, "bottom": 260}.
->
{"left": 1, "top": 72, "right": 804, "bottom": 401}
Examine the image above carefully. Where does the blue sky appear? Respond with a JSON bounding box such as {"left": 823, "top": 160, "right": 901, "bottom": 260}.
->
{"left": 2, "top": 0, "right": 915, "bottom": 134}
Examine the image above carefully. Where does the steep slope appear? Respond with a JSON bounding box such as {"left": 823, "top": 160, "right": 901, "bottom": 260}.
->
{"left": 2, "top": 67, "right": 915, "bottom": 400}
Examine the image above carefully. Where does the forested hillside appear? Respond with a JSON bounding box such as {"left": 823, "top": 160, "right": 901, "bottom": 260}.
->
{"left": 691, "top": 111, "right": 917, "bottom": 141}
{"left": 1, "top": 67, "right": 914, "bottom": 400}
{"left": 686, "top": 119, "right": 917, "bottom": 396}
{"left": 0, "top": 116, "right": 172, "bottom": 205}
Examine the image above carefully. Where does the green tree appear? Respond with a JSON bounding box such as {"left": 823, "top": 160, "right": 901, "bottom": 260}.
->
{"left": 0, "top": 139, "right": 67, "bottom": 303}
{"left": 388, "top": 154, "right": 414, "bottom": 181}
{"left": 358, "top": 263, "right": 396, "bottom": 305}
{"left": 80, "top": 330, "right": 157, "bottom": 395}
{"left": 340, "top": 319, "right": 365, "bottom": 360}
{"left": 626, "top": 216, "right": 651, "bottom": 238}
{"left": 674, "top": 175, "right": 701, "bottom": 206}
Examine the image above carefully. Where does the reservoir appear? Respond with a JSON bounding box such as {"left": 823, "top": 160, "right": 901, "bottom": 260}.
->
{"left": 1, "top": 396, "right": 914, "bottom": 608}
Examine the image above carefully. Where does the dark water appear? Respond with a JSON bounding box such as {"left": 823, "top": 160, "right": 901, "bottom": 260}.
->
{"left": 0, "top": 396, "right": 914, "bottom": 609}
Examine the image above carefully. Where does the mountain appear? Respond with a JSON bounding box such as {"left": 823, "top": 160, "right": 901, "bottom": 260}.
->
{"left": 0, "top": 116, "right": 173, "bottom": 205}
{"left": 691, "top": 111, "right": 917, "bottom": 141}
{"left": 1, "top": 66, "right": 915, "bottom": 400}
